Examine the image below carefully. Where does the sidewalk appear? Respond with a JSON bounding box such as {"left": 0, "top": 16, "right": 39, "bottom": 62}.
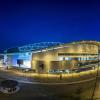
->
{"left": 0, "top": 68, "right": 99, "bottom": 84}
{"left": 0, "top": 69, "right": 34, "bottom": 82}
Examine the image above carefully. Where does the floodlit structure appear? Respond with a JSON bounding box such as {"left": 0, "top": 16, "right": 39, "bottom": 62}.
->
{"left": 3, "top": 41, "right": 99, "bottom": 73}
{"left": 3, "top": 42, "right": 62, "bottom": 69}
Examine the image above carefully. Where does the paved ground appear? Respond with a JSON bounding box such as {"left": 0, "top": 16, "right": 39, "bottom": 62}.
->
{"left": 0, "top": 69, "right": 100, "bottom": 100}
{"left": 0, "top": 78, "right": 100, "bottom": 100}
{"left": 94, "top": 79, "right": 100, "bottom": 100}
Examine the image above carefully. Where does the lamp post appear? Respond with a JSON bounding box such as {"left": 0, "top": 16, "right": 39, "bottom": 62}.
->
{"left": 59, "top": 57, "right": 65, "bottom": 80}
{"left": 91, "top": 45, "right": 99, "bottom": 100}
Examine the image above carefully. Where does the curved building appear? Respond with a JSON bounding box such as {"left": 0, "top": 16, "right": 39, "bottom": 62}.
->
{"left": 3, "top": 41, "right": 99, "bottom": 73}
{"left": 4, "top": 42, "right": 62, "bottom": 69}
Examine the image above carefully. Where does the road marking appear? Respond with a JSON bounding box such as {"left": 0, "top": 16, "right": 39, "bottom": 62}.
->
{"left": 17, "top": 76, "right": 100, "bottom": 85}
{"left": 7, "top": 77, "right": 97, "bottom": 85}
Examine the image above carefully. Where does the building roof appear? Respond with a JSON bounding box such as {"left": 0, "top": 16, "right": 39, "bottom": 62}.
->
{"left": 4, "top": 42, "right": 62, "bottom": 53}
{"left": 4, "top": 41, "right": 100, "bottom": 54}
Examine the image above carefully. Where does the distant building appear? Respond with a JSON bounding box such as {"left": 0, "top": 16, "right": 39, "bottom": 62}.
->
{"left": 3, "top": 41, "right": 99, "bottom": 73}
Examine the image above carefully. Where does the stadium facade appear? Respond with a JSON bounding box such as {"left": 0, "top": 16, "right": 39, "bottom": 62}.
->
{"left": 3, "top": 41, "right": 100, "bottom": 73}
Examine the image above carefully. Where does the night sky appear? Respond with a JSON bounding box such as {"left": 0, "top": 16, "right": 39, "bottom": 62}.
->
{"left": 0, "top": 0, "right": 99, "bottom": 51}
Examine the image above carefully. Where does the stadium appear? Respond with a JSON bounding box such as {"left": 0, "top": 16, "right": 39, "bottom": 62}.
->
{"left": 3, "top": 41, "right": 100, "bottom": 73}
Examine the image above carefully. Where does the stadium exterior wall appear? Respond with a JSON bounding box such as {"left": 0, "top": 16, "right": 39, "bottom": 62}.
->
{"left": 3, "top": 41, "right": 99, "bottom": 73}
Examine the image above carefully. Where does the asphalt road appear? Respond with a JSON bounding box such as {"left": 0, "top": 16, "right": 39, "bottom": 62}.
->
{"left": 0, "top": 78, "right": 100, "bottom": 100}
{"left": 0, "top": 68, "right": 100, "bottom": 100}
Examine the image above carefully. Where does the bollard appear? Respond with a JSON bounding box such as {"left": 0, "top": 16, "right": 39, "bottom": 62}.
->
{"left": 60, "top": 74, "right": 62, "bottom": 80}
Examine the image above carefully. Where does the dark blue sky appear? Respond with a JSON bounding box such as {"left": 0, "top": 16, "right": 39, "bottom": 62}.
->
{"left": 0, "top": 0, "right": 100, "bottom": 51}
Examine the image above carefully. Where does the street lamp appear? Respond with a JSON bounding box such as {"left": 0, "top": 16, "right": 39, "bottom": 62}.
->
{"left": 91, "top": 45, "right": 100, "bottom": 100}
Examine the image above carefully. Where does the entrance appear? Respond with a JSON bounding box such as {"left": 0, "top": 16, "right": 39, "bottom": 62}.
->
{"left": 37, "top": 61, "right": 45, "bottom": 73}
